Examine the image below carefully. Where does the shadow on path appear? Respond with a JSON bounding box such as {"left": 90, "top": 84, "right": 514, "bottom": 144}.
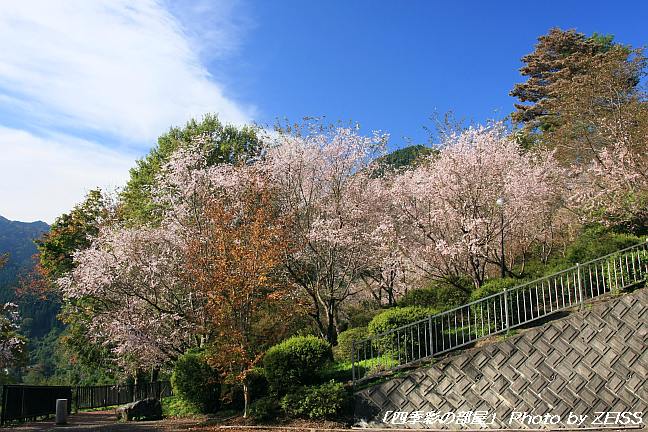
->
{"left": 5, "top": 411, "right": 203, "bottom": 431}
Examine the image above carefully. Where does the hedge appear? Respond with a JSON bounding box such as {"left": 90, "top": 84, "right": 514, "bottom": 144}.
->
{"left": 263, "top": 335, "right": 332, "bottom": 395}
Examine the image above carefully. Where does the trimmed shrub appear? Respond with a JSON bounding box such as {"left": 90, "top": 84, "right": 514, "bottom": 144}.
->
{"left": 334, "top": 327, "right": 367, "bottom": 362}
{"left": 171, "top": 350, "right": 220, "bottom": 413}
{"left": 280, "top": 381, "right": 349, "bottom": 420}
{"left": 248, "top": 396, "right": 280, "bottom": 422}
{"left": 343, "top": 303, "right": 383, "bottom": 328}
{"left": 263, "top": 336, "right": 332, "bottom": 395}
{"left": 368, "top": 306, "right": 437, "bottom": 335}
{"left": 367, "top": 306, "right": 438, "bottom": 358}
{"left": 161, "top": 396, "right": 201, "bottom": 418}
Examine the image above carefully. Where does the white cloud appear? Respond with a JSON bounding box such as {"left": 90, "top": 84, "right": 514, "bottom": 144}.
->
{"left": 0, "top": 0, "right": 253, "bottom": 145}
{"left": 0, "top": 127, "right": 136, "bottom": 224}
{"left": 0, "top": 0, "right": 255, "bottom": 222}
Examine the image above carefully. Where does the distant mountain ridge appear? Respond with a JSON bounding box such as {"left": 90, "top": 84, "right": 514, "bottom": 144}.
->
{"left": 0, "top": 215, "right": 49, "bottom": 301}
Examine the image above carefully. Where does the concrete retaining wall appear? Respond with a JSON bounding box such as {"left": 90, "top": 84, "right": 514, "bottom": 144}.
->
{"left": 354, "top": 288, "right": 647, "bottom": 429}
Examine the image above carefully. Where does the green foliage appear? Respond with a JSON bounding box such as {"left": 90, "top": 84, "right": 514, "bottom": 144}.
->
{"left": 119, "top": 114, "right": 261, "bottom": 225}
{"left": 398, "top": 280, "right": 470, "bottom": 310}
{"left": 263, "top": 336, "right": 332, "bottom": 395}
{"left": 367, "top": 306, "right": 438, "bottom": 357}
{"left": 171, "top": 350, "right": 221, "bottom": 413}
{"left": 22, "top": 327, "right": 119, "bottom": 385}
{"left": 371, "top": 145, "right": 436, "bottom": 177}
{"left": 470, "top": 278, "right": 521, "bottom": 302}
{"left": 318, "top": 361, "right": 353, "bottom": 383}
{"left": 342, "top": 302, "right": 382, "bottom": 329}
{"left": 161, "top": 396, "right": 202, "bottom": 418}
{"left": 248, "top": 396, "right": 280, "bottom": 422}
{"left": 246, "top": 367, "right": 269, "bottom": 400}
{"left": 334, "top": 327, "right": 367, "bottom": 362}
{"left": 563, "top": 226, "right": 641, "bottom": 265}
{"left": 0, "top": 216, "right": 48, "bottom": 301}
{"left": 280, "top": 381, "right": 349, "bottom": 420}
{"left": 368, "top": 306, "right": 437, "bottom": 335}
{"left": 37, "top": 190, "right": 106, "bottom": 280}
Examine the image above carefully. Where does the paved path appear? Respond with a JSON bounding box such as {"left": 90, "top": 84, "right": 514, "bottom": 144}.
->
{"left": 5, "top": 411, "right": 204, "bottom": 431}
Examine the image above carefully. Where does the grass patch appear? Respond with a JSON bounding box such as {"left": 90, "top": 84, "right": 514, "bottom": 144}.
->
{"left": 79, "top": 405, "right": 119, "bottom": 412}
{"left": 161, "top": 396, "right": 202, "bottom": 418}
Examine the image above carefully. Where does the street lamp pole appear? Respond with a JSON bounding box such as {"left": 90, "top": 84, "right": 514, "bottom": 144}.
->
{"left": 496, "top": 197, "right": 506, "bottom": 278}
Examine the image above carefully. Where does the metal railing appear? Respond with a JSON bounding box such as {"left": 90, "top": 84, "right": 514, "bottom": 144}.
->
{"left": 0, "top": 381, "right": 173, "bottom": 424}
{"left": 0, "top": 385, "right": 72, "bottom": 425}
{"left": 351, "top": 240, "right": 648, "bottom": 384}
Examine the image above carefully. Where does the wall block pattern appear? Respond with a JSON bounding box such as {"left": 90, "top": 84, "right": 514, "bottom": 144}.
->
{"left": 354, "top": 288, "right": 648, "bottom": 429}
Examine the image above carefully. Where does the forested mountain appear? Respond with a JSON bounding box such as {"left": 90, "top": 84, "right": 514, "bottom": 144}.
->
{"left": 372, "top": 144, "right": 436, "bottom": 177}
{"left": 0, "top": 215, "right": 48, "bottom": 302}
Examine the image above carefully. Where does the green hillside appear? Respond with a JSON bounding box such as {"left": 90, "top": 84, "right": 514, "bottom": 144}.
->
{"left": 0, "top": 215, "right": 48, "bottom": 301}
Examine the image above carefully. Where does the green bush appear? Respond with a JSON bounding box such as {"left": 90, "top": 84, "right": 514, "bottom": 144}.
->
{"left": 171, "top": 351, "right": 220, "bottom": 413}
{"left": 263, "top": 336, "right": 332, "bottom": 395}
{"left": 343, "top": 302, "right": 383, "bottom": 329}
{"left": 465, "top": 278, "right": 521, "bottom": 336}
{"left": 399, "top": 279, "right": 470, "bottom": 310}
{"left": 334, "top": 327, "right": 367, "bottom": 362}
{"left": 368, "top": 306, "right": 437, "bottom": 335}
{"left": 280, "top": 381, "right": 349, "bottom": 420}
{"left": 246, "top": 367, "right": 269, "bottom": 400}
{"left": 318, "top": 361, "right": 353, "bottom": 383}
{"left": 564, "top": 227, "right": 641, "bottom": 265}
{"left": 470, "top": 278, "right": 521, "bottom": 302}
{"left": 367, "top": 306, "right": 438, "bottom": 358}
{"left": 248, "top": 396, "right": 280, "bottom": 422}
{"left": 161, "top": 396, "right": 201, "bottom": 418}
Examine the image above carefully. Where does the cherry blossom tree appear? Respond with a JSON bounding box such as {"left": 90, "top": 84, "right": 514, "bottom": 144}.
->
{"left": 58, "top": 223, "right": 199, "bottom": 370}
{"left": 386, "top": 124, "right": 565, "bottom": 289}
{"left": 59, "top": 140, "right": 250, "bottom": 370}
{"left": 0, "top": 259, "right": 26, "bottom": 369}
{"left": 0, "top": 303, "right": 25, "bottom": 369}
{"left": 356, "top": 178, "right": 412, "bottom": 306}
{"left": 568, "top": 138, "right": 647, "bottom": 232}
{"left": 266, "top": 125, "right": 388, "bottom": 343}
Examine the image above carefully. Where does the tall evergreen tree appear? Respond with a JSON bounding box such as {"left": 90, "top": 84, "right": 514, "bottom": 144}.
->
{"left": 511, "top": 28, "right": 619, "bottom": 137}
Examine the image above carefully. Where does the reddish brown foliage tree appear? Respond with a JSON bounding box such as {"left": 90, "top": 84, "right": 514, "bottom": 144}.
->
{"left": 183, "top": 172, "right": 296, "bottom": 416}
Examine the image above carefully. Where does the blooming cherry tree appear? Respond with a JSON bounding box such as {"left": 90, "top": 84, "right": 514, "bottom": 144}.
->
{"left": 266, "top": 126, "right": 388, "bottom": 343}
{"left": 59, "top": 140, "right": 260, "bottom": 370}
{"left": 568, "top": 136, "right": 648, "bottom": 232}
{"left": 386, "top": 124, "right": 565, "bottom": 289}
{"left": 0, "top": 303, "right": 26, "bottom": 369}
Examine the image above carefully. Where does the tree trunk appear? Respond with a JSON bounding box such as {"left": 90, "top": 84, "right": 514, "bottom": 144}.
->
{"left": 326, "top": 309, "right": 338, "bottom": 345}
{"left": 243, "top": 382, "right": 250, "bottom": 418}
{"left": 151, "top": 367, "right": 159, "bottom": 382}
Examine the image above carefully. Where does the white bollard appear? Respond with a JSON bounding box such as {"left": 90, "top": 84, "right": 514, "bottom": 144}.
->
{"left": 55, "top": 399, "right": 68, "bottom": 425}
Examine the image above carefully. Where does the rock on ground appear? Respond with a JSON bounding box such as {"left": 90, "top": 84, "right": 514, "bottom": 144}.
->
{"left": 116, "top": 398, "right": 163, "bottom": 421}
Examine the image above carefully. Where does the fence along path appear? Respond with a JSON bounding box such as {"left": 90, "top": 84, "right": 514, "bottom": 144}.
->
{"left": 75, "top": 381, "right": 172, "bottom": 409}
{"left": 351, "top": 240, "right": 648, "bottom": 383}
{"left": 0, "top": 381, "right": 172, "bottom": 424}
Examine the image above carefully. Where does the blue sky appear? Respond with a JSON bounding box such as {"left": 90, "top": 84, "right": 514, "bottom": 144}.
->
{"left": 1, "top": 0, "right": 646, "bottom": 222}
